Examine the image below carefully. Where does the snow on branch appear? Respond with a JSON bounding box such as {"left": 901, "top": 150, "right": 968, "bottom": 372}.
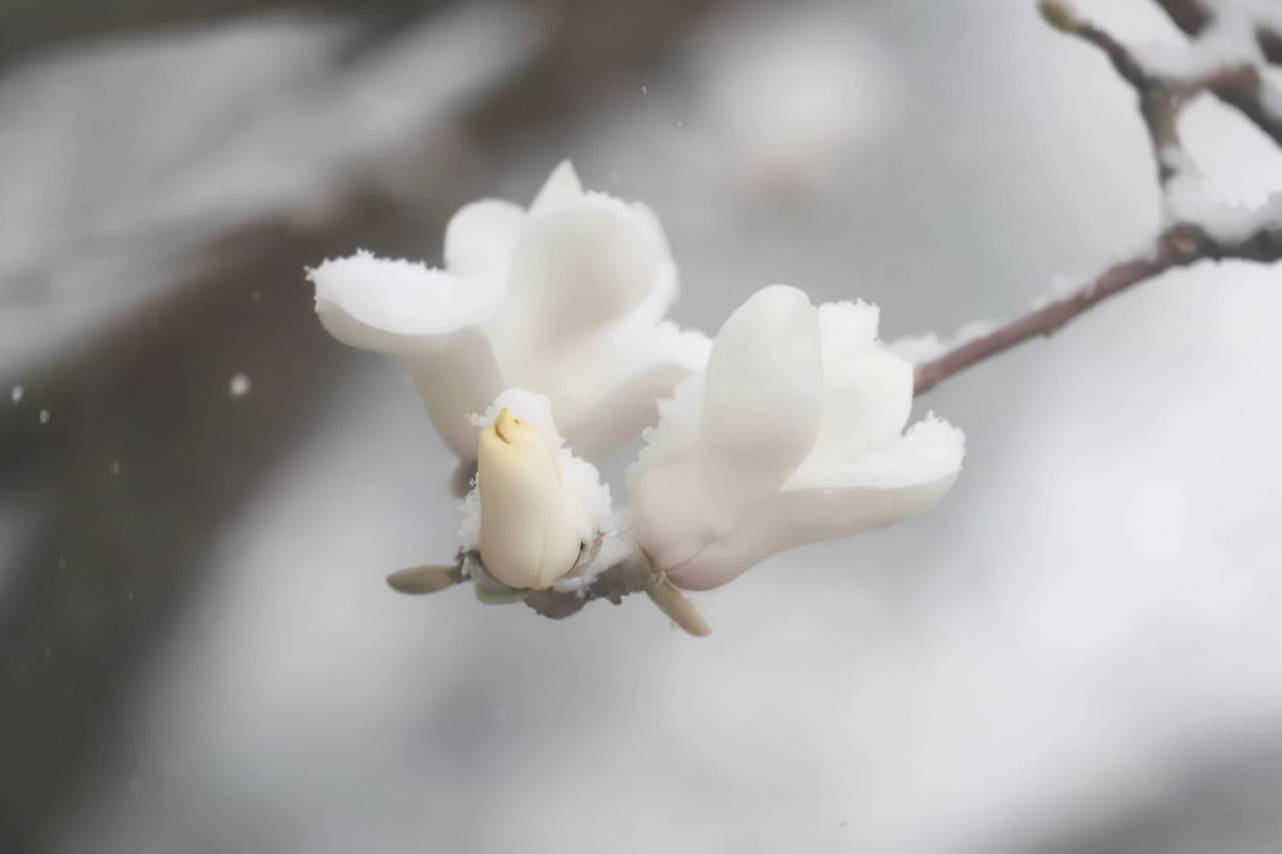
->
{"left": 1152, "top": 0, "right": 1282, "bottom": 65}
{"left": 913, "top": 0, "right": 1282, "bottom": 397}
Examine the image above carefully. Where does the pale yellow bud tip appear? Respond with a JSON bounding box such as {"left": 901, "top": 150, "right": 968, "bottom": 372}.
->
{"left": 493, "top": 407, "right": 520, "bottom": 444}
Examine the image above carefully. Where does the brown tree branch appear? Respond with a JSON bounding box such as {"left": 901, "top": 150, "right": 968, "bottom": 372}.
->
{"left": 913, "top": 223, "right": 1282, "bottom": 396}
{"left": 1259, "top": 26, "right": 1282, "bottom": 66}
{"left": 1151, "top": 0, "right": 1212, "bottom": 36}
{"left": 1208, "top": 67, "right": 1282, "bottom": 149}
{"left": 1044, "top": 1, "right": 1282, "bottom": 156}
{"left": 917, "top": 3, "right": 1282, "bottom": 398}
{"left": 1148, "top": 0, "right": 1282, "bottom": 66}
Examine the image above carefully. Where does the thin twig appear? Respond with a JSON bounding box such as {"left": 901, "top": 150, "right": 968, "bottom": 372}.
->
{"left": 1043, "top": 1, "right": 1282, "bottom": 158}
{"left": 1208, "top": 67, "right": 1282, "bottom": 149}
{"left": 1151, "top": 0, "right": 1212, "bottom": 36}
{"left": 913, "top": 224, "right": 1282, "bottom": 396}
{"left": 915, "top": 3, "right": 1282, "bottom": 398}
{"left": 1149, "top": 0, "right": 1282, "bottom": 66}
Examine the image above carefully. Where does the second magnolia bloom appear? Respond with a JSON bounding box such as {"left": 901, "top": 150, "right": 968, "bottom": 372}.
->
{"left": 629, "top": 285, "right": 965, "bottom": 591}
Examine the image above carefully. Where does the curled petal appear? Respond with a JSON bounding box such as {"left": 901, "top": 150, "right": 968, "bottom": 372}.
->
{"left": 310, "top": 162, "right": 707, "bottom": 465}
{"left": 562, "top": 323, "right": 711, "bottom": 459}
{"left": 629, "top": 202, "right": 676, "bottom": 292}
{"left": 310, "top": 251, "right": 495, "bottom": 354}
{"left": 401, "top": 329, "right": 505, "bottom": 460}
{"left": 498, "top": 196, "right": 665, "bottom": 354}
{"left": 310, "top": 251, "right": 503, "bottom": 458}
{"left": 444, "top": 199, "right": 526, "bottom": 277}
{"left": 668, "top": 416, "right": 966, "bottom": 590}
{"left": 808, "top": 301, "right": 913, "bottom": 465}
{"left": 631, "top": 286, "right": 824, "bottom": 572}
{"left": 701, "top": 284, "right": 824, "bottom": 469}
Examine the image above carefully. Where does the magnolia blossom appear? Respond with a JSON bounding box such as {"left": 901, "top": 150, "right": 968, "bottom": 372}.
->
{"left": 461, "top": 389, "right": 613, "bottom": 591}
{"left": 308, "top": 162, "right": 709, "bottom": 462}
{"left": 629, "top": 285, "right": 965, "bottom": 591}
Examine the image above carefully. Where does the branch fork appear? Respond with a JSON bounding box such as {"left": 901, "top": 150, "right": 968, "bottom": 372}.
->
{"left": 915, "top": 1, "right": 1282, "bottom": 397}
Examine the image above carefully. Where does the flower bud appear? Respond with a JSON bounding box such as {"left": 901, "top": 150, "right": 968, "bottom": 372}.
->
{"left": 477, "top": 408, "right": 590, "bottom": 589}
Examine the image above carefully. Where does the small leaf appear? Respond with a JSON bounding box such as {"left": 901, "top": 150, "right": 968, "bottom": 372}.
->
{"left": 386, "top": 565, "right": 462, "bottom": 595}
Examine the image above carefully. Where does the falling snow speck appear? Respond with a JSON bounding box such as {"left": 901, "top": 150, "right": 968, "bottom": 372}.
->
{"left": 38, "top": 409, "right": 50, "bottom": 424}
{"left": 10, "top": 386, "right": 23, "bottom": 404}
{"left": 229, "top": 373, "right": 251, "bottom": 398}
{"left": 110, "top": 460, "right": 121, "bottom": 475}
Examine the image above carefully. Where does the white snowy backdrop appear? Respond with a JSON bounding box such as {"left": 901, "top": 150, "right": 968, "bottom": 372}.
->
{"left": 2, "top": 1, "right": 1281, "bottom": 852}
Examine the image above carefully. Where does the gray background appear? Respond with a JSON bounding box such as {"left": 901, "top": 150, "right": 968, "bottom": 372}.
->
{"left": 2, "top": 1, "right": 1281, "bottom": 852}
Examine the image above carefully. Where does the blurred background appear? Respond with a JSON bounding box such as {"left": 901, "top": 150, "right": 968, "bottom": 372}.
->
{"left": 3, "top": 0, "right": 1282, "bottom": 852}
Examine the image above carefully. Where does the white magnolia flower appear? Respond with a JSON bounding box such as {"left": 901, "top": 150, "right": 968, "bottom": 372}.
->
{"left": 629, "top": 285, "right": 965, "bottom": 591}
{"left": 461, "top": 389, "right": 613, "bottom": 591}
{"left": 308, "top": 161, "right": 709, "bottom": 462}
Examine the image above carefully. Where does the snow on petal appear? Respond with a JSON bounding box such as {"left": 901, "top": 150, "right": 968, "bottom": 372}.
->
{"left": 807, "top": 301, "right": 913, "bottom": 466}
{"left": 308, "top": 161, "right": 706, "bottom": 463}
{"left": 309, "top": 251, "right": 493, "bottom": 354}
{"left": 561, "top": 322, "right": 712, "bottom": 460}
{"left": 670, "top": 417, "right": 965, "bottom": 590}
{"left": 471, "top": 388, "right": 613, "bottom": 538}
{"left": 630, "top": 286, "right": 824, "bottom": 573}
{"left": 631, "top": 288, "right": 964, "bottom": 591}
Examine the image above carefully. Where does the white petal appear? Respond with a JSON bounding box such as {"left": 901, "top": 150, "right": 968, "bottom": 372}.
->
{"left": 443, "top": 199, "right": 526, "bottom": 276}
{"left": 497, "top": 196, "right": 663, "bottom": 352}
{"left": 309, "top": 251, "right": 504, "bottom": 459}
{"left": 701, "top": 285, "right": 824, "bottom": 469}
{"left": 668, "top": 416, "right": 966, "bottom": 590}
{"left": 562, "top": 322, "right": 711, "bottom": 459}
{"left": 630, "top": 286, "right": 824, "bottom": 572}
{"left": 805, "top": 301, "right": 913, "bottom": 469}
{"left": 629, "top": 201, "right": 675, "bottom": 275}
{"left": 626, "top": 371, "right": 707, "bottom": 491}
{"left": 528, "top": 160, "right": 584, "bottom": 214}
{"left": 401, "top": 328, "right": 504, "bottom": 461}
{"left": 626, "top": 255, "right": 678, "bottom": 330}
{"left": 309, "top": 250, "right": 493, "bottom": 354}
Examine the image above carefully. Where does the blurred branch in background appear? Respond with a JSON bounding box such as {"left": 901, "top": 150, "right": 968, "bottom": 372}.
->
{"left": 913, "top": 0, "right": 1282, "bottom": 397}
{"left": 0, "top": 0, "right": 452, "bottom": 70}
{"left": 0, "top": 1, "right": 720, "bottom": 851}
